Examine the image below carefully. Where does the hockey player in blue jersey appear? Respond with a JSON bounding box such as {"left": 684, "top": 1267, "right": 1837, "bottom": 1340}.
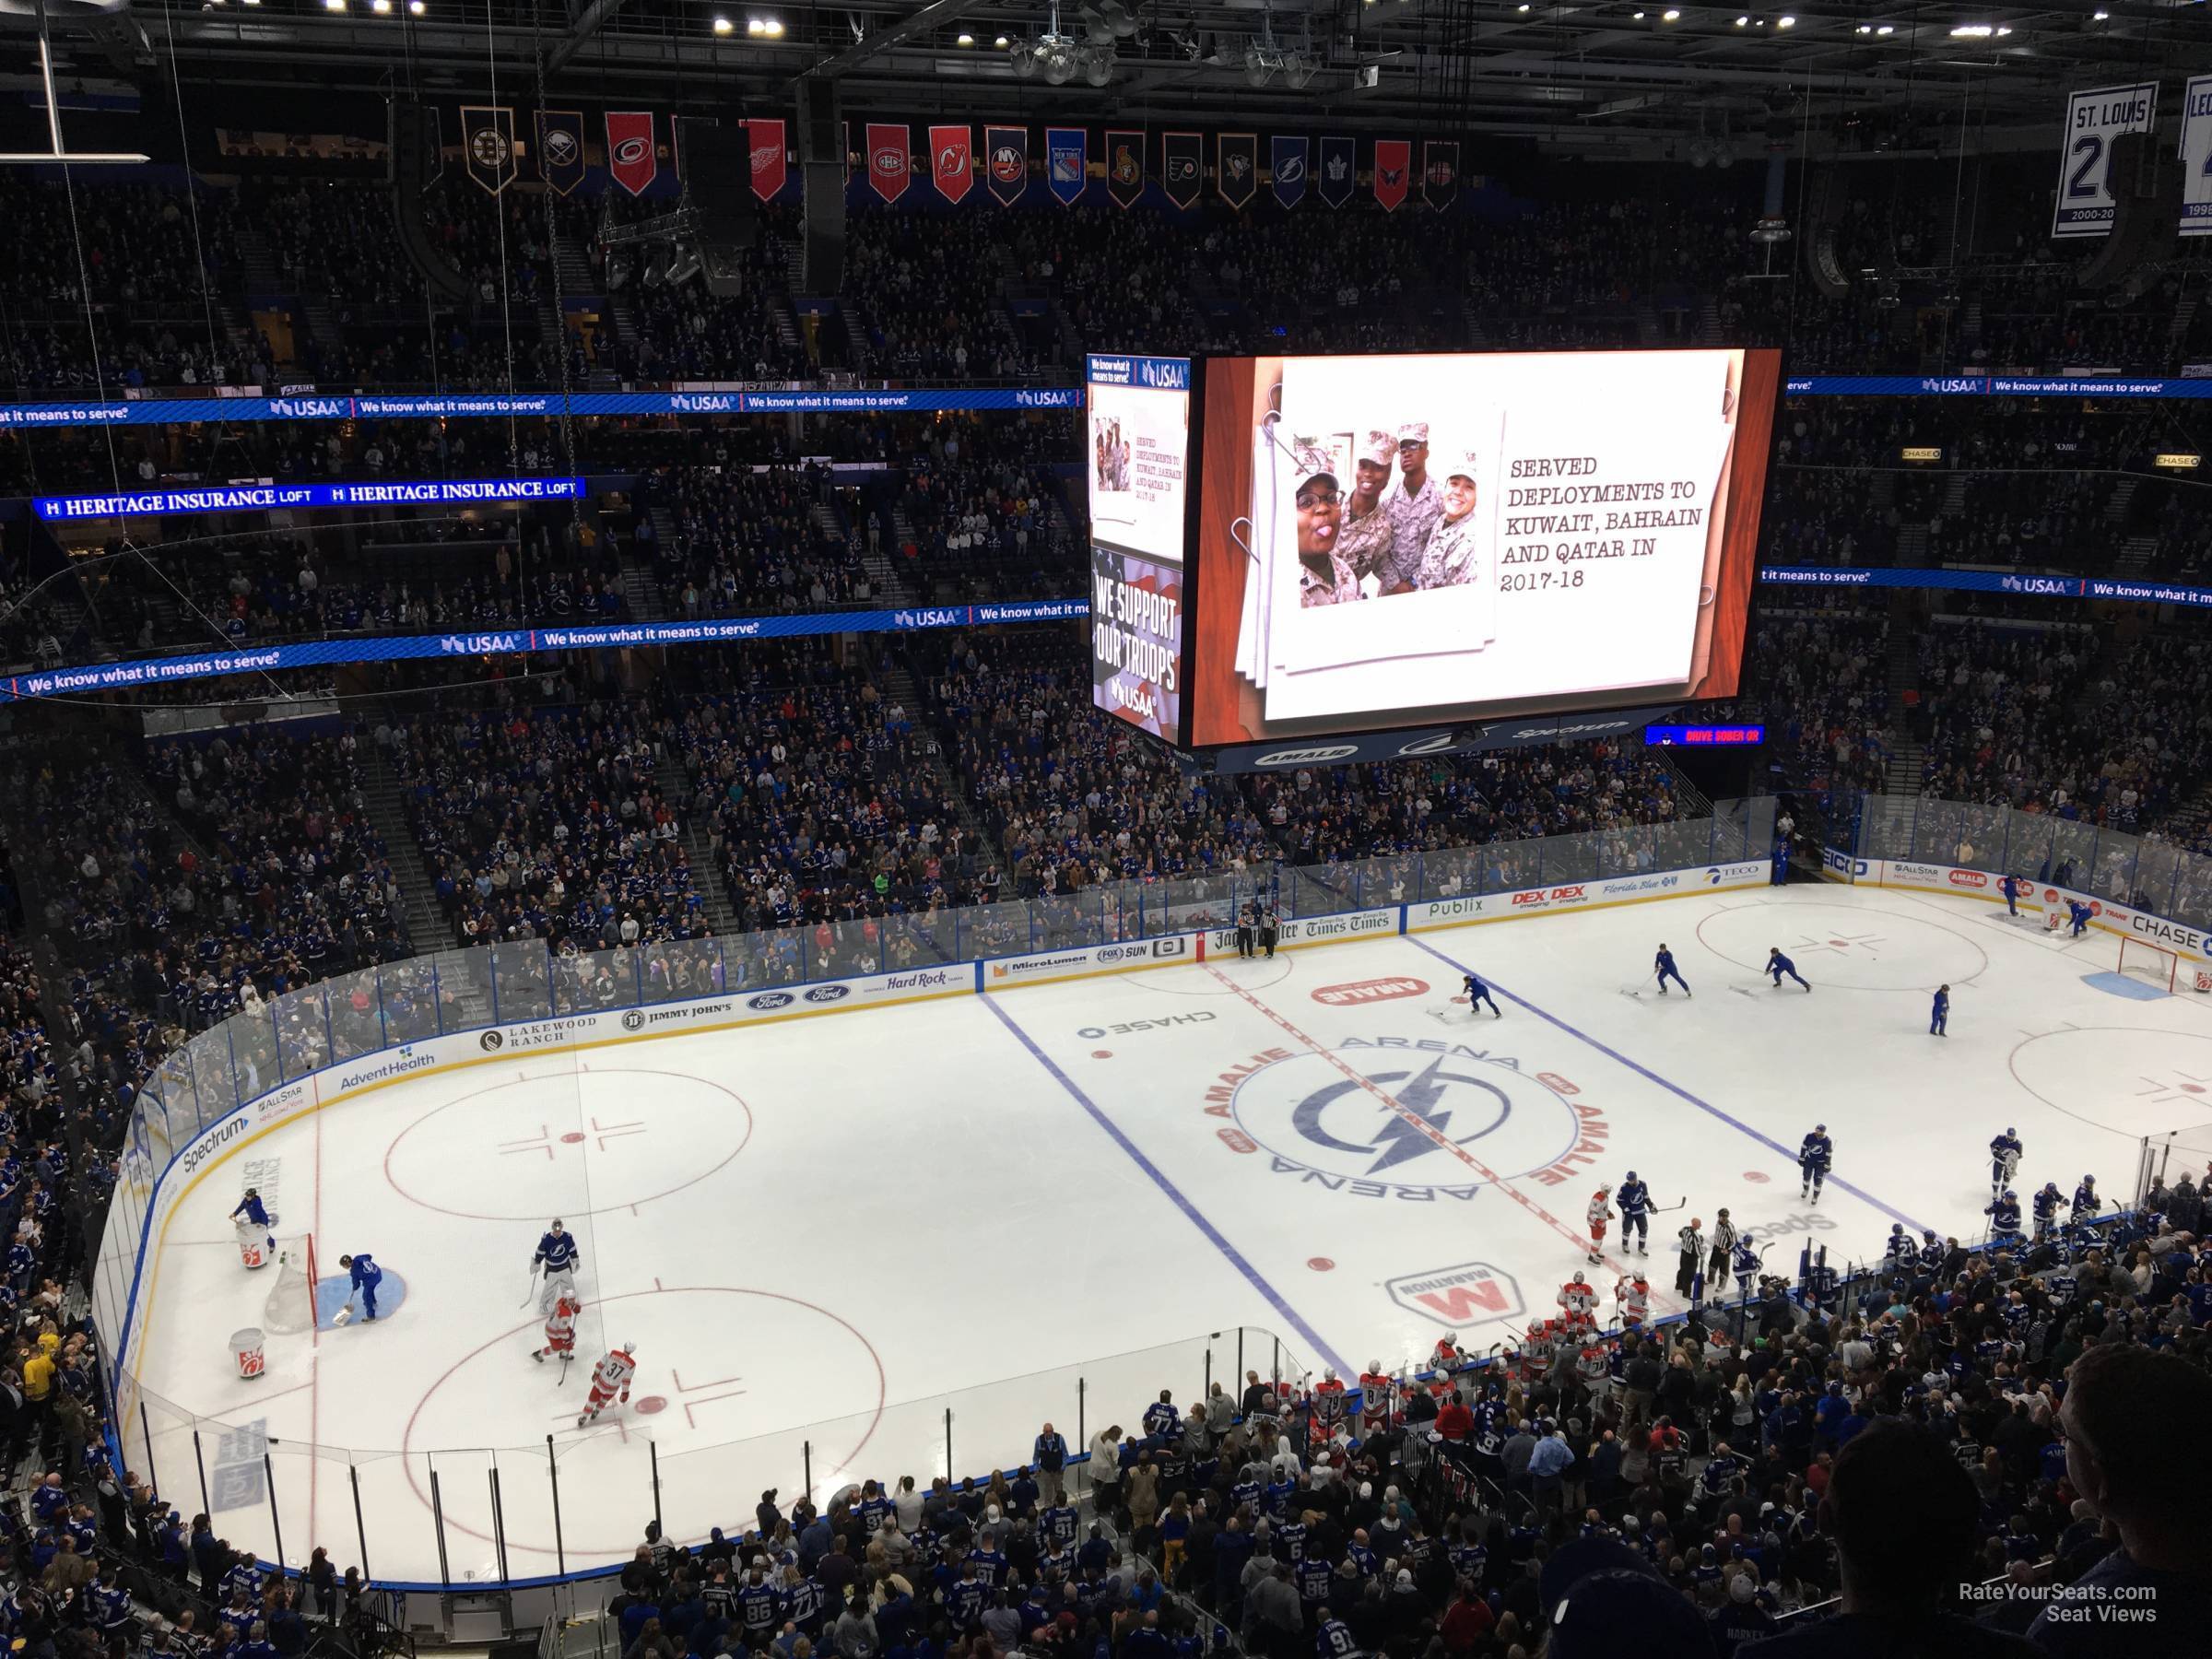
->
{"left": 1930, "top": 984, "right": 1949, "bottom": 1036}
{"left": 2070, "top": 1175, "right": 2100, "bottom": 1221}
{"left": 1999, "top": 874, "right": 2026, "bottom": 917}
{"left": 1462, "top": 971, "right": 1500, "bottom": 1018}
{"left": 1989, "top": 1128, "right": 2023, "bottom": 1199}
{"left": 1653, "top": 944, "right": 1690, "bottom": 995}
{"left": 1985, "top": 1189, "right": 2022, "bottom": 1245}
{"left": 229, "top": 1188, "right": 276, "bottom": 1253}
{"left": 336, "top": 1253, "right": 383, "bottom": 1322}
{"left": 1798, "top": 1124, "right": 1832, "bottom": 1203}
{"left": 1615, "top": 1171, "right": 1653, "bottom": 1255}
{"left": 1767, "top": 947, "right": 1811, "bottom": 991}
{"left": 2032, "top": 1182, "right": 2063, "bottom": 1241}
{"left": 533, "top": 1219, "right": 582, "bottom": 1312}
{"left": 2066, "top": 899, "right": 2092, "bottom": 937}
{"left": 1882, "top": 1224, "right": 1916, "bottom": 1276}
{"left": 1918, "top": 1230, "right": 1945, "bottom": 1277}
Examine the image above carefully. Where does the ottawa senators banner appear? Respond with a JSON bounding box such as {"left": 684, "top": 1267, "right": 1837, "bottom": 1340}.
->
{"left": 461, "top": 105, "right": 517, "bottom": 195}
{"left": 1162, "top": 132, "right": 1201, "bottom": 210}
{"left": 1218, "top": 133, "right": 1256, "bottom": 210}
{"left": 747, "top": 118, "right": 787, "bottom": 200}
{"left": 1424, "top": 141, "right": 1460, "bottom": 211}
{"left": 1372, "top": 138, "right": 1410, "bottom": 212}
{"left": 1317, "top": 135, "right": 1354, "bottom": 207}
{"left": 535, "top": 111, "right": 584, "bottom": 195}
{"left": 606, "top": 112, "right": 656, "bottom": 196}
{"left": 865, "top": 123, "right": 911, "bottom": 204}
{"left": 985, "top": 125, "right": 1028, "bottom": 205}
{"left": 1105, "top": 129, "right": 1145, "bottom": 209}
{"left": 929, "top": 124, "right": 972, "bottom": 204}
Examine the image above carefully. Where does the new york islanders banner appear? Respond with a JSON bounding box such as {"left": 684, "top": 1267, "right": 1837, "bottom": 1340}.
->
{"left": 1373, "top": 138, "right": 1411, "bottom": 212}
{"left": 1046, "top": 127, "right": 1087, "bottom": 206}
{"left": 1424, "top": 140, "right": 1460, "bottom": 212}
{"left": 535, "top": 110, "right": 584, "bottom": 195}
{"left": 747, "top": 118, "right": 787, "bottom": 200}
{"left": 1218, "top": 133, "right": 1257, "bottom": 209}
{"left": 1317, "top": 135, "right": 1355, "bottom": 207}
{"left": 1271, "top": 135, "right": 1308, "bottom": 208}
{"left": 461, "top": 105, "right": 517, "bottom": 195}
{"left": 985, "top": 125, "right": 1028, "bottom": 205}
{"left": 929, "top": 124, "right": 972, "bottom": 204}
{"left": 865, "top": 123, "right": 911, "bottom": 204}
{"left": 606, "top": 112, "right": 656, "bottom": 196}
{"left": 1106, "top": 129, "right": 1145, "bottom": 209}
{"left": 1162, "top": 132, "right": 1202, "bottom": 210}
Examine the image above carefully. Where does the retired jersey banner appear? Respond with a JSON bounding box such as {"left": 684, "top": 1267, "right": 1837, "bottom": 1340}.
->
{"left": 747, "top": 118, "right": 787, "bottom": 200}
{"left": 928, "top": 124, "right": 972, "bottom": 204}
{"left": 1218, "top": 133, "right": 1257, "bottom": 209}
{"left": 1047, "top": 127, "right": 1087, "bottom": 206}
{"left": 1424, "top": 141, "right": 1460, "bottom": 211}
{"left": 1373, "top": 138, "right": 1411, "bottom": 212}
{"left": 606, "top": 112, "right": 656, "bottom": 196}
{"left": 1162, "top": 132, "right": 1202, "bottom": 210}
{"left": 2053, "top": 83, "right": 2158, "bottom": 238}
{"left": 461, "top": 106, "right": 517, "bottom": 195}
{"left": 1271, "top": 135, "right": 1308, "bottom": 208}
{"left": 985, "top": 125, "right": 1028, "bottom": 205}
{"left": 1105, "top": 129, "right": 1145, "bottom": 209}
{"left": 865, "top": 123, "right": 912, "bottom": 204}
{"left": 535, "top": 111, "right": 584, "bottom": 195}
{"left": 2183, "top": 76, "right": 2212, "bottom": 238}
{"left": 1317, "top": 135, "right": 1355, "bottom": 208}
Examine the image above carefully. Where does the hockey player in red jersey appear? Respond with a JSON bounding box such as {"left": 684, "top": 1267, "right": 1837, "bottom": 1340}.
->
{"left": 535, "top": 1293, "right": 580, "bottom": 1364}
{"left": 1558, "top": 1270, "right": 1599, "bottom": 1323}
{"left": 576, "top": 1342, "right": 637, "bottom": 1427}
{"left": 1358, "top": 1362, "right": 1394, "bottom": 1434}
{"left": 1586, "top": 1185, "right": 1615, "bottom": 1267}
{"left": 1616, "top": 1272, "right": 1651, "bottom": 1329}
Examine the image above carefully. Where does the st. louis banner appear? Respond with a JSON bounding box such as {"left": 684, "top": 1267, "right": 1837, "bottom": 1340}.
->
{"left": 1162, "top": 132, "right": 1202, "bottom": 210}
{"left": 606, "top": 112, "right": 656, "bottom": 196}
{"left": 1373, "top": 138, "right": 1411, "bottom": 212}
{"left": 2053, "top": 83, "right": 2157, "bottom": 238}
{"left": 461, "top": 106, "right": 517, "bottom": 195}
{"left": 985, "top": 125, "right": 1028, "bottom": 206}
{"left": 865, "top": 123, "right": 911, "bottom": 204}
{"left": 747, "top": 118, "right": 787, "bottom": 200}
{"left": 1106, "top": 129, "right": 1145, "bottom": 209}
{"left": 1047, "top": 127, "right": 1087, "bottom": 206}
{"left": 535, "top": 110, "right": 584, "bottom": 195}
{"left": 1424, "top": 141, "right": 1460, "bottom": 212}
{"left": 929, "top": 124, "right": 972, "bottom": 204}
{"left": 2183, "top": 76, "right": 2212, "bottom": 238}
{"left": 1317, "top": 135, "right": 1355, "bottom": 208}
{"left": 1218, "top": 133, "right": 1256, "bottom": 209}
{"left": 1271, "top": 135, "right": 1308, "bottom": 208}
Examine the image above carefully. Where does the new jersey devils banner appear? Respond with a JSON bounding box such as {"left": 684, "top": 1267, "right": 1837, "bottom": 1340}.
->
{"left": 985, "top": 125, "right": 1028, "bottom": 205}
{"left": 1424, "top": 140, "right": 1460, "bottom": 211}
{"left": 1373, "top": 138, "right": 1411, "bottom": 211}
{"left": 535, "top": 110, "right": 585, "bottom": 195}
{"left": 747, "top": 118, "right": 787, "bottom": 200}
{"left": 606, "top": 112, "right": 656, "bottom": 196}
{"left": 1046, "top": 127, "right": 1087, "bottom": 206}
{"left": 1105, "top": 129, "right": 1145, "bottom": 209}
{"left": 928, "top": 124, "right": 973, "bottom": 204}
{"left": 1270, "top": 135, "right": 1308, "bottom": 208}
{"left": 1162, "top": 132, "right": 1202, "bottom": 210}
{"left": 1218, "top": 133, "right": 1256, "bottom": 209}
{"left": 461, "top": 105, "right": 517, "bottom": 195}
{"left": 865, "top": 123, "right": 912, "bottom": 204}
{"left": 1317, "top": 135, "right": 1355, "bottom": 207}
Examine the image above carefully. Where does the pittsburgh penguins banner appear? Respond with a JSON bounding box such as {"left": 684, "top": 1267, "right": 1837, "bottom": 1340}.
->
{"left": 1106, "top": 129, "right": 1145, "bottom": 210}
{"left": 747, "top": 118, "right": 788, "bottom": 200}
{"left": 985, "top": 125, "right": 1028, "bottom": 205}
{"left": 2053, "top": 83, "right": 2157, "bottom": 238}
{"left": 606, "top": 112, "right": 657, "bottom": 196}
{"left": 1373, "top": 138, "right": 1411, "bottom": 212}
{"left": 1218, "top": 132, "right": 1257, "bottom": 210}
{"left": 1317, "top": 135, "right": 1354, "bottom": 208}
{"left": 929, "top": 124, "right": 973, "bottom": 205}
{"left": 865, "top": 123, "right": 912, "bottom": 204}
{"left": 535, "top": 110, "right": 585, "bottom": 195}
{"left": 2181, "top": 76, "right": 2212, "bottom": 237}
{"left": 1162, "top": 132, "right": 1202, "bottom": 210}
{"left": 1424, "top": 140, "right": 1460, "bottom": 212}
{"left": 1270, "top": 135, "right": 1308, "bottom": 208}
{"left": 461, "top": 105, "right": 517, "bottom": 195}
{"left": 1046, "top": 127, "right": 1087, "bottom": 206}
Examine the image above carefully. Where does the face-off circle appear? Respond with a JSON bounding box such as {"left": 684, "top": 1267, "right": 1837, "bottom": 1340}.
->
{"left": 1696, "top": 901, "right": 1987, "bottom": 991}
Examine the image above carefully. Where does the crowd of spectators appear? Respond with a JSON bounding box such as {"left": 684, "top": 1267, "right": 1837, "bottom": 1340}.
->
{"left": 656, "top": 465, "right": 872, "bottom": 617}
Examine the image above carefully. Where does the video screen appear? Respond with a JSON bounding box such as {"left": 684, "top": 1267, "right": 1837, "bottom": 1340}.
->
{"left": 1185, "top": 347, "right": 1781, "bottom": 747}
{"left": 1086, "top": 354, "right": 1192, "bottom": 744}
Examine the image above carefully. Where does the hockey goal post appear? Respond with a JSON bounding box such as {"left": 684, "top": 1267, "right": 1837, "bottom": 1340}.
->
{"left": 260, "top": 1236, "right": 319, "bottom": 1335}
{"left": 2118, "top": 936, "right": 2181, "bottom": 994}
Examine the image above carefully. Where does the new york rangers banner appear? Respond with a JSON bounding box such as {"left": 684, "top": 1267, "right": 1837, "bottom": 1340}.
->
{"left": 747, "top": 118, "right": 787, "bottom": 200}
{"left": 1105, "top": 129, "right": 1145, "bottom": 209}
{"left": 1373, "top": 138, "right": 1411, "bottom": 212}
{"left": 535, "top": 110, "right": 584, "bottom": 195}
{"left": 2053, "top": 83, "right": 2157, "bottom": 238}
{"left": 865, "top": 123, "right": 912, "bottom": 204}
{"left": 606, "top": 112, "right": 656, "bottom": 196}
{"left": 1317, "top": 135, "right": 1355, "bottom": 207}
{"left": 929, "top": 124, "right": 972, "bottom": 204}
{"left": 1271, "top": 135, "right": 1308, "bottom": 208}
{"left": 985, "top": 125, "right": 1028, "bottom": 206}
{"left": 2183, "top": 76, "right": 2212, "bottom": 238}
{"left": 1162, "top": 132, "right": 1202, "bottom": 210}
{"left": 461, "top": 106, "right": 517, "bottom": 195}
{"left": 1046, "top": 127, "right": 1087, "bottom": 206}
{"left": 1218, "top": 133, "right": 1256, "bottom": 209}
{"left": 1424, "top": 140, "right": 1460, "bottom": 211}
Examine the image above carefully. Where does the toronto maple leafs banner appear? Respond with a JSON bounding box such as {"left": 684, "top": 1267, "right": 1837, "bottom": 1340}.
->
{"left": 1047, "top": 127, "right": 1087, "bottom": 206}
{"left": 1162, "top": 131, "right": 1202, "bottom": 210}
{"left": 1218, "top": 132, "right": 1256, "bottom": 209}
{"left": 1424, "top": 140, "right": 1460, "bottom": 211}
{"left": 985, "top": 125, "right": 1029, "bottom": 206}
{"left": 1271, "top": 135, "right": 1308, "bottom": 208}
{"left": 1106, "top": 129, "right": 1145, "bottom": 209}
{"left": 462, "top": 105, "right": 518, "bottom": 195}
{"left": 535, "top": 110, "right": 584, "bottom": 195}
{"left": 1317, "top": 135, "right": 1355, "bottom": 208}
{"left": 1372, "top": 138, "right": 1410, "bottom": 211}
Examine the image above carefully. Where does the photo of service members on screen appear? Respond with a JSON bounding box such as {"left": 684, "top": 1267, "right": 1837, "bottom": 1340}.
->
{"left": 1293, "top": 423, "right": 1486, "bottom": 607}
{"left": 1093, "top": 417, "right": 1132, "bottom": 493}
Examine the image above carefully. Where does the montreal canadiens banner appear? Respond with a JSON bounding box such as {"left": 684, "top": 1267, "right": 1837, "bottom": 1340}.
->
{"left": 747, "top": 118, "right": 787, "bottom": 200}
{"left": 865, "top": 123, "right": 911, "bottom": 203}
{"left": 985, "top": 125, "right": 1028, "bottom": 206}
{"left": 1270, "top": 135, "right": 1308, "bottom": 208}
{"left": 535, "top": 111, "right": 584, "bottom": 195}
{"left": 1218, "top": 133, "right": 1256, "bottom": 209}
{"left": 1317, "top": 135, "right": 1354, "bottom": 208}
{"left": 1047, "top": 127, "right": 1087, "bottom": 206}
{"left": 606, "top": 112, "right": 656, "bottom": 196}
{"left": 1162, "top": 132, "right": 1202, "bottom": 210}
{"left": 1106, "top": 129, "right": 1145, "bottom": 210}
{"left": 929, "top": 124, "right": 972, "bottom": 204}
{"left": 461, "top": 105, "right": 517, "bottom": 195}
{"left": 1373, "top": 138, "right": 1410, "bottom": 212}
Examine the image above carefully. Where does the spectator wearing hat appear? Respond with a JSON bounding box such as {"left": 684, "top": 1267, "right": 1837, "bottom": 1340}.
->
{"left": 1335, "top": 431, "right": 1398, "bottom": 584}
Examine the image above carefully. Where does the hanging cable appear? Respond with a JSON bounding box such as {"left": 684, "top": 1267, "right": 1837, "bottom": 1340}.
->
{"left": 483, "top": 0, "right": 522, "bottom": 465}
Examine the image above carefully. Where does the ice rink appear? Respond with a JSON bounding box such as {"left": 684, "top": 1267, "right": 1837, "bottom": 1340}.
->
{"left": 126, "top": 881, "right": 2212, "bottom": 1584}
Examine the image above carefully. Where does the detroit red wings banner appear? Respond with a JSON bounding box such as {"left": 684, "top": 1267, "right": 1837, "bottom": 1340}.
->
{"left": 747, "top": 118, "right": 787, "bottom": 200}
{"left": 606, "top": 112, "right": 656, "bottom": 196}
{"left": 865, "top": 123, "right": 911, "bottom": 203}
{"left": 929, "top": 124, "right": 973, "bottom": 204}
{"left": 1373, "top": 138, "right": 1411, "bottom": 212}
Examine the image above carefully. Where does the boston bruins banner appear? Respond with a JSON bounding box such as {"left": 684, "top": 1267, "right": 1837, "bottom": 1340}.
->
{"left": 461, "top": 105, "right": 517, "bottom": 195}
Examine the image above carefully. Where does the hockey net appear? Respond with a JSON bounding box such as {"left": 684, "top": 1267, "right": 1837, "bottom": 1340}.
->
{"left": 261, "top": 1236, "right": 318, "bottom": 1335}
{"left": 2118, "top": 936, "right": 2181, "bottom": 994}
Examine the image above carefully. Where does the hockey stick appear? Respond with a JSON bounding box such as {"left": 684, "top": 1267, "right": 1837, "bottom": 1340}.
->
{"left": 1649, "top": 1196, "right": 1690, "bottom": 1214}
{"left": 520, "top": 1263, "right": 542, "bottom": 1309}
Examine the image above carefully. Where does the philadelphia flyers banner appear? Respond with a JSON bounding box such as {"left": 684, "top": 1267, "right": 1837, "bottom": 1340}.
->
{"left": 1424, "top": 140, "right": 1460, "bottom": 211}
{"left": 606, "top": 112, "right": 656, "bottom": 196}
{"left": 929, "top": 124, "right": 972, "bottom": 204}
{"left": 865, "top": 123, "right": 911, "bottom": 203}
{"left": 1105, "top": 129, "right": 1145, "bottom": 209}
{"left": 747, "top": 118, "right": 787, "bottom": 200}
{"left": 1372, "top": 138, "right": 1410, "bottom": 211}
{"left": 1161, "top": 132, "right": 1201, "bottom": 210}
{"left": 984, "top": 125, "right": 1028, "bottom": 206}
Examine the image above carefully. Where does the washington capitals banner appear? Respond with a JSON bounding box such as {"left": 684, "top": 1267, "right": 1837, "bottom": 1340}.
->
{"left": 985, "top": 125, "right": 1028, "bottom": 205}
{"left": 929, "top": 124, "right": 973, "bottom": 204}
{"left": 1270, "top": 135, "right": 1308, "bottom": 208}
{"left": 535, "top": 111, "right": 585, "bottom": 195}
{"left": 1105, "top": 129, "right": 1145, "bottom": 210}
{"left": 461, "top": 106, "right": 517, "bottom": 195}
{"left": 1373, "top": 138, "right": 1410, "bottom": 212}
{"left": 1424, "top": 140, "right": 1460, "bottom": 211}
{"left": 1317, "top": 135, "right": 1355, "bottom": 207}
{"left": 606, "top": 112, "right": 656, "bottom": 196}
{"left": 1218, "top": 133, "right": 1256, "bottom": 209}
{"left": 1046, "top": 127, "right": 1087, "bottom": 206}
{"left": 747, "top": 118, "right": 787, "bottom": 200}
{"left": 865, "top": 123, "right": 911, "bottom": 204}
{"left": 1162, "top": 132, "right": 1202, "bottom": 210}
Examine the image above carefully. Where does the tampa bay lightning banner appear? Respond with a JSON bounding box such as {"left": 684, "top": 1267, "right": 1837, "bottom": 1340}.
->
{"left": 1271, "top": 135, "right": 1308, "bottom": 208}
{"left": 535, "top": 111, "right": 585, "bottom": 195}
{"left": 36, "top": 477, "right": 586, "bottom": 521}
{"left": 1317, "top": 135, "right": 1355, "bottom": 208}
{"left": 1046, "top": 127, "right": 1087, "bottom": 206}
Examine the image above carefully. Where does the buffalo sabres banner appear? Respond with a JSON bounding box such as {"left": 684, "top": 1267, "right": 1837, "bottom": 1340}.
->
{"left": 1162, "top": 131, "right": 1202, "bottom": 210}
{"left": 461, "top": 105, "right": 517, "bottom": 195}
{"left": 1106, "top": 129, "right": 1145, "bottom": 209}
{"left": 1218, "top": 132, "right": 1257, "bottom": 209}
{"left": 1317, "top": 135, "right": 1354, "bottom": 207}
{"left": 2181, "top": 76, "right": 2212, "bottom": 237}
{"left": 929, "top": 124, "right": 973, "bottom": 205}
{"left": 2053, "top": 83, "right": 2157, "bottom": 238}
{"left": 535, "top": 110, "right": 585, "bottom": 195}
{"left": 606, "top": 112, "right": 656, "bottom": 196}
{"left": 747, "top": 118, "right": 787, "bottom": 200}
{"left": 865, "top": 123, "right": 912, "bottom": 204}
{"left": 1270, "top": 135, "right": 1308, "bottom": 208}
{"left": 985, "top": 125, "right": 1028, "bottom": 205}
{"left": 1372, "top": 138, "right": 1411, "bottom": 212}
{"left": 1424, "top": 140, "right": 1460, "bottom": 211}
{"left": 1047, "top": 127, "right": 1087, "bottom": 206}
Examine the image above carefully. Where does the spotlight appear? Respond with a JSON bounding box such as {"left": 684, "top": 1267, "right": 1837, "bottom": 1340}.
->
{"left": 713, "top": 16, "right": 733, "bottom": 32}
{"left": 1083, "top": 44, "right": 1112, "bottom": 86}
{"left": 371, "top": 0, "right": 389, "bottom": 12}
{"left": 664, "top": 245, "right": 703, "bottom": 287}
{"left": 1011, "top": 40, "right": 1038, "bottom": 76}
{"left": 994, "top": 34, "right": 1008, "bottom": 46}
{"left": 957, "top": 32, "right": 973, "bottom": 45}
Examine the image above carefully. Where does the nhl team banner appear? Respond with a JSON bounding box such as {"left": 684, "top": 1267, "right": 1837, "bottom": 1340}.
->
{"left": 2053, "top": 83, "right": 2158, "bottom": 238}
{"left": 928, "top": 124, "right": 972, "bottom": 205}
{"left": 865, "top": 122, "right": 912, "bottom": 204}
{"left": 606, "top": 112, "right": 657, "bottom": 196}
{"left": 461, "top": 106, "right": 517, "bottom": 195}
{"left": 1218, "top": 133, "right": 1256, "bottom": 209}
{"left": 1105, "top": 129, "right": 1145, "bottom": 210}
{"left": 2183, "top": 76, "right": 2212, "bottom": 238}
{"left": 1161, "top": 132, "right": 1202, "bottom": 210}
{"left": 985, "top": 125, "right": 1028, "bottom": 206}
{"left": 1271, "top": 135, "right": 1308, "bottom": 208}
{"left": 534, "top": 111, "right": 584, "bottom": 195}
{"left": 1046, "top": 127, "right": 1087, "bottom": 206}
{"left": 1373, "top": 138, "right": 1411, "bottom": 212}
{"left": 1424, "top": 140, "right": 1460, "bottom": 212}
{"left": 1317, "top": 135, "right": 1355, "bottom": 208}
{"left": 747, "top": 118, "right": 788, "bottom": 200}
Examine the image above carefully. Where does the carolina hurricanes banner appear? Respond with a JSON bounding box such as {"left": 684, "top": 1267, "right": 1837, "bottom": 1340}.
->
{"left": 1373, "top": 138, "right": 1411, "bottom": 212}
{"left": 747, "top": 118, "right": 787, "bottom": 200}
{"left": 606, "top": 112, "right": 656, "bottom": 196}
{"left": 1105, "top": 129, "right": 1145, "bottom": 210}
{"left": 929, "top": 124, "right": 973, "bottom": 204}
{"left": 1162, "top": 132, "right": 1202, "bottom": 210}
{"left": 461, "top": 105, "right": 517, "bottom": 195}
{"left": 1046, "top": 127, "right": 1086, "bottom": 206}
{"left": 535, "top": 110, "right": 584, "bottom": 195}
{"left": 1218, "top": 133, "right": 1256, "bottom": 209}
{"left": 985, "top": 124, "right": 1028, "bottom": 206}
{"left": 1317, "top": 135, "right": 1354, "bottom": 207}
{"left": 1270, "top": 135, "right": 1308, "bottom": 208}
{"left": 1424, "top": 140, "right": 1460, "bottom": 212}
{"left": 865, "top": 123, "right": 911, "bottom": 204}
